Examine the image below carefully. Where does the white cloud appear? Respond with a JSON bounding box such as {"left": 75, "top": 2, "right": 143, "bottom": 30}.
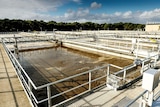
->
{"left": 0, "top": 0, "right": 66, "bottom": 20}
{"left": 123, "top": 11, "right": 132, "bottom": 18}
{"left": 114, "top": 12, "right": 122, "bottom": 16}
{"left": 90, "top": 2, "right": 102, "bottom": 9}
{"left": 77, "top": 8, "right": 90, "bottom": 17}
{"left": 63, "top": 8, "right": 90, "bottom": 22}
{"left": 72, "top": 0, "right": 81, "bottom": 3}
{"left": 0, "top": 0, "right": 160, "bottom": 24}
{"left": 139, "top": 8, "right": 160, "bottom": 21}
{"left": 53, "top": 8, "right": 160, "bottom": 23}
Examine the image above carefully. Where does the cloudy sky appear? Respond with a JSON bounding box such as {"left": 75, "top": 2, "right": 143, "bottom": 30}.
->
{"left": 0, "top": 0, "right": 160, "bottom": 23}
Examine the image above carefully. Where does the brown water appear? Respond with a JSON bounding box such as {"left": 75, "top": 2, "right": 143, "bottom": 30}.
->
{"left": 18, "top": 47, "right": 133, "bottom": 106}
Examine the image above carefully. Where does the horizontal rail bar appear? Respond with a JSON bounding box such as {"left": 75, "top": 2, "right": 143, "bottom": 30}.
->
{"left": 37, "top": 65, "right": 108, "bottom": 89}
{"left": 2, "top": 37, "right": 159, "bottom": 107}
{"left": 109, "top": 64, "right": 123, "bottom": 70}
{"left": 2, "top": 41, "right": 37, "bottom": 89}
{"left": 126, "top": 90, "right": 147, "bottom": 107}
{"left": 38, "top": 75, "right": 107, "bottom": 104}
{"left": 54, "top": 89, "right": 90, "bottom": 107}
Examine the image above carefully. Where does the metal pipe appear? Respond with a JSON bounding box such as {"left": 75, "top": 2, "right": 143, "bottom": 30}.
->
{"left": 123, "top": 68, "right": 126, "bottom": 80}
{"left": 89, "top": 71, "right": 91, "bottom": 91}
{"left": 47, "top": 86, "right": 51, "bottom": 107}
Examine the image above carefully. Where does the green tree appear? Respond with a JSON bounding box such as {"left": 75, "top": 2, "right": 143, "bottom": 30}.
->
{"left": 0, "top": 19, "right": 145, "bottom": 32}
{"left": 104, "top": 23, "right": 109, "bottom": 30}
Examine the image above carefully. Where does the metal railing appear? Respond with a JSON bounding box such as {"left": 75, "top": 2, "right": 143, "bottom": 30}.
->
{"left": 1, "top": 37, "right": 160, "bottom": 107}
{"left": 2, "top": 35, "right": 55, "bottom": 43}
{"left": 63, "top": 40, "right": 132, "bottom": 55}
{"left": 126, "top": 88, "right": 160, "bottom": 107}
{"left": 125, "top": 57, "right": 160, "bottom": 107}
{"left": 1, "top": 39, "right": 113, "bottom": 106}
{"left": 63, "top": 38, "right": 159, "bottom": 60}
{"left": 0, "top": 32, "right": 19, "bottom": 34}
{"left": 106, "top": 53, "right": 159, "bottom": 90}
{"left": 126, "top": 90, "right": 148, "bottom": 107}
{"left": 1, "top": 40, "right": 37, "bottom": 106}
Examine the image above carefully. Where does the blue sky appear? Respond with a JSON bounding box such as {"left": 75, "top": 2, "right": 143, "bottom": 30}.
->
{"left": 0, "top": 0, "right": 160, "bottom": 23}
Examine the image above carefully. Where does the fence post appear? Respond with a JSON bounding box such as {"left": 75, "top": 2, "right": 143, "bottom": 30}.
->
{"left": 141, "top": 61, "right": 144, "bottom": 74}
{"left": 89, "top": 71, "right": 91, "bottom": 91}
{"left": 107, "top": 64, "right": 110, "bottom": 76}
{"left": 123, "top": 68, "right": 126, "bottom": 81}
{"left": 28, "top": 80, "right": 32, "bottom": 99}
{"left": 47, "top": 86, "right": 51, "bottom": 107}
{"left": 106, "top": 64, "right": 110, "bottom": 85}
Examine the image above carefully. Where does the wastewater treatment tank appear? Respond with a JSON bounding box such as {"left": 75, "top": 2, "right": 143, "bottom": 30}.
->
{"left": 17, "top": 46, "right": 132, "bottom": 106}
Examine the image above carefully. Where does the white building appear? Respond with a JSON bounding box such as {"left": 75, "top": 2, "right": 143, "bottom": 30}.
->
{"left": 145, "top": 22, "right": 160, "bottom": 31}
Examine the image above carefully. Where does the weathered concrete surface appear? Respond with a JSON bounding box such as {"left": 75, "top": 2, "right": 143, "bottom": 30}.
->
{"left": 68, "top": 79, "right": 160, "bottom": 107}
{"left": 0, "top": 44, "right": 31, "bottom": 107}
{"left": 68, "top": 61, "right": 160, "bottom": 107}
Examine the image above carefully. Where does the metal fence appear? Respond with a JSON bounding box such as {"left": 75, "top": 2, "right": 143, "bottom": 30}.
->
{"left": 1, "top": 40, "right": 111, "bottom": 106}
{"left": 126, "top": 88, "right": 160, "bottom": 107}
{"left": 2, "top": 35, "right": 55, "bottom": 43}
{"left": 1, "top": 37, "right": 160, "bottom": 107}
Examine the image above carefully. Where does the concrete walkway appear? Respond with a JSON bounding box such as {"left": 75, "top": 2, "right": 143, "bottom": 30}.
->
{"left": 68, "top": 81, "right": 144, "bottom": 107}
{"left": 68, "top": 73, "right": 160, "bottom": 107}
{"left": 0, "top": 44, "right": 31, "bottom": 107}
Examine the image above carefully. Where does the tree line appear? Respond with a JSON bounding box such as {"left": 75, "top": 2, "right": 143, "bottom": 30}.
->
{"left": 0, "top": 19, "right": 145, "bottom": 32}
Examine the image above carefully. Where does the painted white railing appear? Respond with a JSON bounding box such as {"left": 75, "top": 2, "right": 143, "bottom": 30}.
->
{"left": 1, "top": 37, "right": 159, "bottom": 107}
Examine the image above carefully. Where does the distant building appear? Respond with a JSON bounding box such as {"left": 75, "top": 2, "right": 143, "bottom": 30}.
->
{"left": 145, "top": 22, "right": 160, "bottom": 31}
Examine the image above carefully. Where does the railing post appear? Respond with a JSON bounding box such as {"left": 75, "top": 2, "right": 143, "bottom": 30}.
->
{"left": 123, "top": 68, "right": 126, "bottom": 81}
{"left": 47, "top": 86, "right": 51, "bottom": 107}
{"left": 107, "top": 64, "right": 110, "bottom": 76}
{"left": 89, "top": 71, "right": 91, "bottom": 91}
{"left": 28, "top": 80, "right": 32, "bottom": 99}
{"left": 141, "top": 61, "right": 144, "bottom": 74}
{"left": 106, "top": 64, "right": 110, "bottom": 85}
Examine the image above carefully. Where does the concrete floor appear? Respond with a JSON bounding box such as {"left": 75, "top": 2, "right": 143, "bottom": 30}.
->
{"left": 67, "top": 81, "right": 143, "bottom": 107}
{"left": 68, "top": 79, "right": 160, "bottom": 107}
{"left": 1, "top": 32, "right": 160, "bottom": 107}
{"left": 67, "top": 61, "right": 160, "bottom": 107}
{"left": 0, "top": 44, "right": 31, "bottom": 107}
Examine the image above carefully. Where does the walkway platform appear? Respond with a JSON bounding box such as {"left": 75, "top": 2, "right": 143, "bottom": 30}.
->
{"left": 68, "top": 79, "right": 160, "bottom": 107}
{"left": 68, "top": 81, "right": 144, "bottom": 107}
{"left": 0, "top": 44, "right": 31, "bottom": 107}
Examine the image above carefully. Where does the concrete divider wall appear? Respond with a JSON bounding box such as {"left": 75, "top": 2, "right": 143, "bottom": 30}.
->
{"left": 63, "top": 42, "right": 135, "bottom": 59}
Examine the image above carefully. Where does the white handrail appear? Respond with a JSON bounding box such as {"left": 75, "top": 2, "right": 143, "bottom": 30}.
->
{"left": 2, "top": 37, "right": 159, "bottom": 107}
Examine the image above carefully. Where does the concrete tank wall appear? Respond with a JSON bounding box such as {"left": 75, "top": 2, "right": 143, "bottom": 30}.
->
{"left": 62, "top": 42, "right": 135, "bottom": 59}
